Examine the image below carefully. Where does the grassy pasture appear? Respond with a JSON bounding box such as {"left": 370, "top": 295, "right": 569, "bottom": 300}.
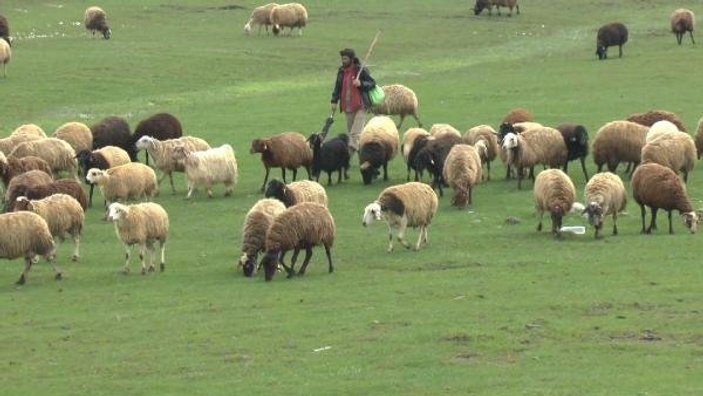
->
{"left": 1, "top": 0, "right": 703, "bottom": 394}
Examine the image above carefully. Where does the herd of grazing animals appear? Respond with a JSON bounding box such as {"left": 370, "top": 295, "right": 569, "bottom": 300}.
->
{"left": 0, "top": 3, "right": 701, "bottom": 285}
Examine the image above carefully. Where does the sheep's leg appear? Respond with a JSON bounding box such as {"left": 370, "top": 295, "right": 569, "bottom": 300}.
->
{"left": 186, "top": 184, "right": 194, "bottom": 200}
{"left": 47, "top": 255, "right": 63, "bottom": 280}
{"left": 328, "top": 172, "right": 333, "bottom": 186}
{"left": 648, "top": 207, "right": 658, "bottom": 233}
{"left": 689, "top": 31, "right": 695, "bottom": 44}
{"left": 406, "top": 165, "right": 411, "bottom": 182}
{"left": 324, "top": 244, "right": 334, "bottom": 273}
{"left": 123, "top": 244, "right": 132, "bottom": 274}
{"left": 16, "top": 256, "right": 33, "bottom": 285}
{"left": 683, "top": 171, "right": 688, "bottom": 184}
{"left": 159, "top": 240, "right": 166, "bottom": 272}
{"left": 207, "top": 184, "right": 214, "bottom": 198}
{"left": 139, "top": 244, "right": 149, "bottom": 275}
{"left": 412, "top": 113, "right": 422, "bottom": 128}
{"left": 383, "top": 162, "right": 389, "bottom": 181}
{"left": 145, "top": 152, "right": 150, "bottom": 166}
{"left": 396, "top": 115, "right": 405, "bottom": 129}
{"left": 224, "top": 180, "right": 234, "bottom": 197}
{"left": 618, "top": 45, "right": 623, "bottom": 58}
{"left": 579, "top": 157, "right": 589, "bottom": 180}
{"left": 169, "top": 173, "right": 176, "bottom": 195}
{"left": 667, "top": 210, "right": 674, "bottom": 234}
{"left": 281, "top": 168, "right": 287, "bottom": 183}
{"left": 486, "top": 161, "right": 491, "bottom": 181}
{"left": 88, "top": 183, "right": 94, "bottom": 208}
{"left": 638, "top": 204, "right": 647, "bottom": 234}
{"left": 260, "top": 167, "right": 271, "bottom": 193}
{"left": 517, "top": 166, "right": 524, "bottom": 190}
{"left": 397, "top": 217, "right": 411, "bottom": 249}
{"left": 305, "top": 165, "right": 311, "bottom": 181}
{"left": 414, "top": 225, "right": 426, "bottom": 251}
{"left": 336, "top": 169, "right": 342, "bottom": 185}
{"left": 297, "top": 247, "right": 314, "bottom": 275}
{"left": 285, "top": 249, "right": 299, "bottom": 278}
{"left": 71, "top": 231, "right": 80, "bottom": 262}
{"left": 537, "top": 211, "right": 544, "bottom": 232}
{"left": 292, "top": 168, "right": 298, "bottom": 182}
{"left": 386, "top": 223, "right": 395, "bottom": 252}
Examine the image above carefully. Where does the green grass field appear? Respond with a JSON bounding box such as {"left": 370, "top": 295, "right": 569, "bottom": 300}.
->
{"left": 2, "top": 0, "right": 703, "bottom": 394}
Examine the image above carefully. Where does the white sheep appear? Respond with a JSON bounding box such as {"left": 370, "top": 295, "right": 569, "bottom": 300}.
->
{"left": 239, "top": 198, "right": 287, "bottom": 277}
{"left": 533, "top": 169, "right": 576, "bottom": 238}
{"left": 14, "top": 194, "right": 85, "bottom": 261}
{"left": 9, "top": 137, "right": 78, "bottom": 179}
{"left": 269, "top": 3, "right": 308, "bottom": 36}
{"left": 107, "top": 202, "right": 169, "bottom": 274}
{"left": 582, "top": 172, "right": 627, "bottom": 238}
{"left": 362, "top": 181, "right": 438, "bottom": 252}
{"left": 501, "top": 127, "right": 568, "bottom": 189}
{"left": 646, "top": 120, "right": 679, "bottom": 142}
{"left": 171, "top": 144, "right": 238, "bottom": 199}
{"left": 641, "top": 132, "right": 696, "bottom": 183}
{"left": 244, "top": 3, "right": 279, "bottom": 35}
{"left": 371, "top": 84, "right": 423, "bottom": 128}
{"left": 86, "top": 163, "right": 158, "bottom": 208}
{"left": 442, "top": 144, "right": 482, "bottom": 208}
{"left": 52, "top": 122, "right": 93, "bottom": 154}
{"left": 0, "top": 211, "right": 60, "bottom": 285}
{"left": 135, "top": 135, "right": 211, "bottom": 194}
{"left": 0, "top": 37, "right": 9, "bottom": 78}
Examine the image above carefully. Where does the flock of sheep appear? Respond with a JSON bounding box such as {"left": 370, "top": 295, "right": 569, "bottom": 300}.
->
{"left": 0, "top": 3, "right": 701, "bottom": 285}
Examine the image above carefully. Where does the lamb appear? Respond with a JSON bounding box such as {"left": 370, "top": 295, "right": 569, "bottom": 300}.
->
{"left": 632, "top": 162, "right": 698, "bottom": 234}
{"left": 264, "top": 179, "right": 328, "bottom": 208}
{"left": 244, "top": 3, "right": 279, "bottom": 35}
{"left": 14, "top": 194, "right": 84, "bottom": 261}
{"left": 370, "top": 84, "right": 423, "bottom": 128}
{"left": 0, "top": 15, "right": 10, "bottom": 45}
{"left": 591, "top": 120, "right": 649, "bottom": 176}
{"left": 626, "top": 109, "right": 688, "bottom": 132}
{"left": 0, "top": 153, "right": 52, "bottom": 189}
{"left": 269, "top": 3, "right": 308, "bottom": 36}
{"left": 671, "top": 8, "right": 695, "bottom": 45}
{"left": 52, "top": 122, "right": 93, "bottom": 154}
{"left": 0, "top": 211, "right": 60, "bottom": 285}
{"left": 556, "top": 123, "right": 589, "bottom": 180}
{"left": 171, "top": 144, "right": 237, "bottom": 199}
{"left": 107, "top": 202, "right": 169, "bottom": 274}
{"left": 641, "top": 132, "right": 696, "bottom": 183}
{"left": 358, "top": 116, "right": 400, "bottom": 185}
{"left": 128, "top": 112, "right": 184, "bottom": 163}
{"left": 4, "top": 170, "right": 53, "bottom": 205}
{"left": 406, "top": 134, "right": 432, "bottom": 182}
{"left": 76, "top": 145, "right": 131, "bottom": 207}
{"left": 582, "top": 172, "right": 627, "bottom": 239}
{"left": 695, "top": 117, "right": 703, "bottom": 159}
{"left": 413, "top": 133, "right": 462, "bottom": 195}
{"left": 463, "top": 125, "right": 499, "bottom": 181}
{"left": 501, "top": 127, "right": 568, "bottom": 190}
{"left": 90, "top": 116, "right": 132, "bottom": 151}
{"left": 0, "top": 36, "right": 9, "bottom": 78}
{"left": 86, "top": 163, "right": 158, "bottom": 208}
{"left": 10, "top": 138, "right": 78, "bottom": 180}
{"left": 260, "top": 202, "right": 335, "bottom": 281}
{"left": 401, "top": 127, "right": 431, "bottom": 181}
{"left": 84, "top": 6, "right": 111, "bottom": 39}
{"left": 646, "top": 120, "right": 679, "bottom": 142}
{"left": 429, "top": 123, "right": 462, "bottom": 139}
{"left": 502, "top": 108, "right": 533, "bottom": 125}
{"left": 5, "top": 179, "right": 88, "bottom": 213}
{"left": 135, "top": 135, "right": 210, "bottom": 194}
{"left": 442, "top": 144, "right": 482, "bottom": 208}
{"left": 238, "top": 198, "right": 286, "bottom": 277}
{"left": 596, "top": 22, "right": 628, "bottom": 60}
{"left": 307, "top": 133, "right": 350, "bottom": 185}
{"left": 533, "top": 169, "right": 576, "bottom": 238}
{"left": 473, "top": 0, "right": 520, "bottom": 16}
{"left": 250, "top": 131, "right": 312, "bottom": 192}
{"left": 362, "top": 181, "right": 438, "bottom": 252}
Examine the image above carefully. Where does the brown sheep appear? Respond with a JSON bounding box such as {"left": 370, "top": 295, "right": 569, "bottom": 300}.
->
{"left": 0, "top": 154, "right": 52, "bottom": 189}
{"left": 250, "top": 132, "right": 312, "bottom": 193}
{"left": 626, "top": 109, "right": 688, "bottom": 132}
{"left": 591, "top": 120, "right": 648, "bottom": 177}
{"left": 596, "top": 22, "right": 628, "bottom": 60}
{"left": 670, "top": 8, "right": 695, "bottom": 45}
{"left": 501, "top": 108, "right": 533, "bottom": 125}
{"left": 5, "top": 179, "right": 88, "bottom": 212}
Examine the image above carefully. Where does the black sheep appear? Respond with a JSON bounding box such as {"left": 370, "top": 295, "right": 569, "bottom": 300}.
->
{"left": 128, "top": 112, "right": 183, "bottom": 164}
{"left": 0, "top": 15, "right": 10, "bottom": 46}
{"left": 556, "top": 123, "right": 589, "bottom": 180}
{"left": 406, "top": 135, "right": 431, "bottom": 182}
{"left": 308, "top": 133, "right": 350, "bottom": 186}
{"left": 596, "top": 22, "right": 628, "bottom": 60}
{"left": 412, "top": 134, "right": 461, "bottom": 197}
{"left": 91, "top": 116, "right": 132, "bottom": 152}
{"left": 359, "top": 139, "right": 395, "bottom": 185}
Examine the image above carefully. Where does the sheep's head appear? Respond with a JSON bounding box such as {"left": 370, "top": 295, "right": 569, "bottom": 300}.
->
{"left": 498, "top": 122, "right": 515, "bottom": 139}
{"left": 239, "top": 253, "right": 257, "bottom": 277}
{"left": 101, "top": 27, "right": 111, "bottom": 40}
{"left": 501, "top": 132, "right": 519, "bottom": 150}
{"left": 681, "top": 211, "right": 699, "bottom": 234}
{"left": 473, "top": 0, "right": 490, "bottom": 15}
{"left": 272, "top": 24, "right": 281, "bottom": 36}
{"left": 307, "top": 133, "right": 324, "bottom": 150}
{"left": 362, "top": 202, "right": 383, "bottom": 226}
{"left": 250, "top": 138, "right": 268, "bottom": 154}
{"left": 85, "top": 168, "right": 106, "bottom": 184}
{"left": 596, "top": 46, "right": 607, "bottom": 60}
{"left": 107, "top": 202, "right": 129, "bottom": 222}
{"left": 360, "top": 161, "right": 380, "bottom": 185}
{"left": 583, "top": 202, "right": 604, "bottom": 231}
{"left": 13, "top": 196, "right": 33, "bottom": 212}
{"left": 243, "top": 21, "right": 252, "bottom": 35}
{"left": 135, "top": 136, "right": 155, "bottom": 151}
{"left": 452, "top": 187, "right": 469, "bottom": 208}
{"left": 261, "top": 250, "right": 281, "bottom": 281}
{"left": 550, "top": 205, "right": 566, "bottom": 236}
{"left": 474, "top": 139, "right": 488, "bottom": 160}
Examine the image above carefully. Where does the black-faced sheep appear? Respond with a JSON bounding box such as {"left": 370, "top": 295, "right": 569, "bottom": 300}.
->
{"left": 626, "top": 109, "right": 688, "bottom": 132}
{"left": 695, "top": 117, "right": 703, "bottom": 159}
{"left": 76, "top": 146, "right": 131, "bottom": 207}
{"left": 582, "top": 172, "right": 627, "bottom": 239}
{"left": 307, "top": 133, "right": 350, "bottom": 186}
{"left": 0, "top": 36, "right": 9, "bottom": 78}
{"left": 5, "top": 179, "right": 88, "bottom": 213}
{"left": 463, "top": 125, "right": 499, "bottom": 181}
{"left": 86, "top": 163, "right": 158, "bottom": 209}
{"left": 270, "top": 3, "right": 308, "bottom": 36}
{"left": 359, "top": 116, "right": 400, "bottom": 185}
{"left": 632, "top": 162, "right": 698, "bottom": 234}
{"left": 596, "top": 22, "right": 628, "bottom": 60}
{"left": 533, "top": 169, "right": 576, "bottom": 238}
{"left": 474, "top": 0, "right": 520, "bottom": 16}
{"left": 413, "top": 133, "right": 462, "bottom": 195}
{"left": 128, "top": 112, "right": 184, "bottom": 163}
{"left": 260, "top": 202, "right": 335, "bottom": 281}
{"left": 84, "top": 6, "right": 111, "bottom": 40}
{"left": 107, "top": 202, "right": 169, "bottom": 274}
{"left": 370, "top": 84, "right": 423, "bottom": 129}
{"left": 90, "top": 116, "right": 132, "bottom": 151}
{"left": 135, "top": 135, "right": 210, "bottom": 194}
{"left": 362, "top": 181, "right": 438, "bottom": 252}
{"left": 401, "top": 128, "right": 430, "bottom": 181}
{"left": 171, "top": 144, "right": 238, "bottom": 199}
{"left": 14, "top": 194, "right": 84, "bottom": 262}
{"left": 0, "top": 211, "right": 60, "bottom": 285}
{"left": 0, "top": 154, "right": 52, "bottom": 190}
{"left": 10, "top": 138, "right": 78, "bottom": 180}
{"left": 442, "top": 144, "right": 482, "bottom": 208}
{"left": 0, "top": 15, "right": 10, "bottom": 45}
{"left": 244, "top": 3, "right": 279, "bottom": 35}
{"left": 641, "top": 132, "right": 696, "bottom": 183}
{"left": 52, "top": 122, "right": 93, "bottom": 154}
{"left": 250, "top": 132, "right": 312, "bottom": 193}
{"left": 501, "top": 127, "right": 568, "bottom": 190}
{"left": 239, "top": 198, "right": 286, "bottom": 277}
{"left": 264, "top": 179, "right": 328, "bottom": 208}
{"left": 591, "top": 120, "right": 648, "bottom": 176}
{"left": 671, "top": 8, "right": 695, "bottom": 45}
{"left": 556, "top": 123, "right": 589, "bottom": 180}
{"left": 406, "top": 134, "right": 432, "bottom": 182}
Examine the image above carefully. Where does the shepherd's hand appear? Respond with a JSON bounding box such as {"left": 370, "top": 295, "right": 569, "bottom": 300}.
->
{"left": 352, "top": 78, "right": 361, "bottom": 87}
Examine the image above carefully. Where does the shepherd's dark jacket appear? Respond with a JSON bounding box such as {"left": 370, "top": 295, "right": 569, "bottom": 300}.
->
{"left": 331, "top": 59, "right": 376, "bottom": 110}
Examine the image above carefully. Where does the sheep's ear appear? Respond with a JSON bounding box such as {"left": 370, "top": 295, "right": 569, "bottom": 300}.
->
{"left": 262, "top": 143, "right": 268, "bottom": 151}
